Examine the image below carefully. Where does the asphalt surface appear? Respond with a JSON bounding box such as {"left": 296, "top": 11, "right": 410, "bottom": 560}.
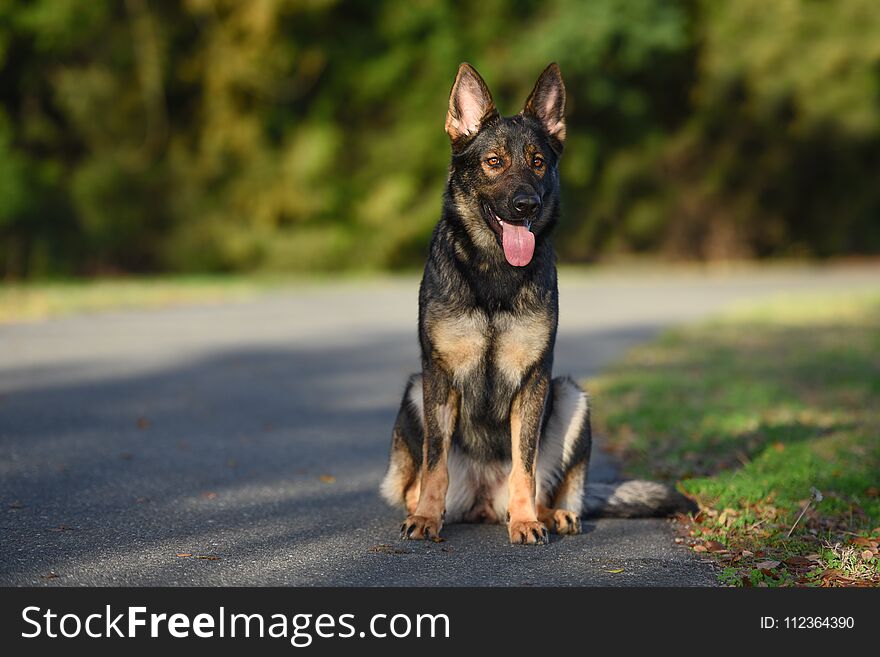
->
{"left": 2, "top": 264, "right": 878, "bottom": 586}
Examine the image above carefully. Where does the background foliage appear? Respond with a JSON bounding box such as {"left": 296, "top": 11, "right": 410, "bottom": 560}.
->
{"left": 1, "top": 0, "right": 879, "bottom": 278}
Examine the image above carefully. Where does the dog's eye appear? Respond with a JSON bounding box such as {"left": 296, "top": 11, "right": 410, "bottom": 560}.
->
{"left": 532, "top": 155, "right": 545, "bottom": 170}
{"left": 485, "top": 156, "right": 501, "bottom": 167}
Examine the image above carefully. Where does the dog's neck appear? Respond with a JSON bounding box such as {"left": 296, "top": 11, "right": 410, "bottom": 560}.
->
{"left": 430, "top": 208, "right": 557, "bottom": 313}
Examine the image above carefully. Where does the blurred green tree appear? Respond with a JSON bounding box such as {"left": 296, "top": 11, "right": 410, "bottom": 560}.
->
{"left": 0, "top": 0, "right": 877, "bottom": 278}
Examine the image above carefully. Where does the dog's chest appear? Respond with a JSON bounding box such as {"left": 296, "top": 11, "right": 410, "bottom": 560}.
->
{"left": 428, "top": 308, "right": 552, "bottom": 386}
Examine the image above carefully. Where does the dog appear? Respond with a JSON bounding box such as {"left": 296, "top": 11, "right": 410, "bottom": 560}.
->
{"left": 381, "top": 63, "right": 694, "bottom": 544}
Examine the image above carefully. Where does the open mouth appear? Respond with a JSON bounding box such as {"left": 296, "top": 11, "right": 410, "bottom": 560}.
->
{"left": 481, "top": 201, "right": 535, "bottom": 267}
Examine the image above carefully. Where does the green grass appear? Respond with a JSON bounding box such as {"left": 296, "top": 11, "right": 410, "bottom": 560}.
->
{"left": 591, "top": 292, "right": 880, "bottom": 586}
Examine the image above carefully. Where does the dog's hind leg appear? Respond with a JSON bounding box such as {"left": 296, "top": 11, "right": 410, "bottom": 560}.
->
{"left": 380, "top": 374, "right": 424, "bottom": 514}
{"left": 535, "top": 376, "right": 591, "bottom": 535}
{"left": 381, "top": 373, "right": 477, "bottom": 525}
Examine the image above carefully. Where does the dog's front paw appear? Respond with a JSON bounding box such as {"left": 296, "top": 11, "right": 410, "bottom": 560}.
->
{"left": 508, "top": 519, "right": 549, "bottom": 545}
{"left": 400, "top": 515, "right": 443, "bottom": 541}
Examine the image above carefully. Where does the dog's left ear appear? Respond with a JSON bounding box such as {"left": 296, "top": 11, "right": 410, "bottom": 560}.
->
{"left": 523, "top": 63, "right": 566, "bottom": 152}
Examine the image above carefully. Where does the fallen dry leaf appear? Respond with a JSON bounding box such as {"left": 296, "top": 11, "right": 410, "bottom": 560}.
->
{"left": 820, "top": 568, "right": 842, "bottom": 579}
{"left": 693, "top": 544, "right": 708, "bottom": 552}
{"left": 705, "top": 541, "right": 727, "bottom": 552}
{"left": 40, "top": 572, "right": 60, "bottom": 580}
{"left": 756, "top": 560, "right": 780, "bottom": 570}
{"left": 784, "top": 555, "right": 814, "bottom": 567}
{"left": 606, "top": 568, "right": 625, "bottom": 574}
{"left": 200, "top": 491, "right": 218, "bottom": 500}
{"left": 318, "top": 475, "right": 336, "bottom": 484}
{"left": 195, "top": 555, "right": 221, "bottom": 561}
{"left": 176, "top": 553, "right": 192, "bottom": 558}
{"left": 861, "top": 550, "right": 875, "bottom": 561}
{"left": 136, "top": 417, "right": 151, "bottom": 430}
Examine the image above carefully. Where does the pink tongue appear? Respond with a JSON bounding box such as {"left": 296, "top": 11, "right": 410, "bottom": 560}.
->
{"left": 501, "top": 221, "right": 535, "bottom": 267}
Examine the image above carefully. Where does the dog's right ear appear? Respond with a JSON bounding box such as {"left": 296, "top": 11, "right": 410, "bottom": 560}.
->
{"left": 524, "top": 63, "right": 566, "bottom": 153}
{"left": 445, "top": 63, "right": 497, "bottom": 150}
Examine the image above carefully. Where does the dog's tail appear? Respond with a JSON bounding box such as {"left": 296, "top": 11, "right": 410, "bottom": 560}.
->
{"left": 583, "top": 480, "right": 697, "bottom": 518}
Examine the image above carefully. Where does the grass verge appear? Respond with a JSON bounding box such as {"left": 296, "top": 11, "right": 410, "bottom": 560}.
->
{"left": 0, "top": 276, "right": 281, "bottom": 323}
{"left": 590, "top": 291, "right": 880, "bottom": 586}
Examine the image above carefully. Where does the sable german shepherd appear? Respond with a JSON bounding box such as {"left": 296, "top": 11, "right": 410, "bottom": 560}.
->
{"left": 381, "top": 63, "right": 694, "bottom": 545}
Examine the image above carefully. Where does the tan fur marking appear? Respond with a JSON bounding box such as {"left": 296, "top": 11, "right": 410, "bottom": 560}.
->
{"left": 404, "top": 479, "right": 420, "bottom": 515}
{"left": 416, "top": 467, "right": 448, "bottom": 518}
{"left": 494, "top": 311, "right": 551, "bottom": 385}
{"left": 524, "top": 144, "right": 547, "bottom": 178}
{"left": 536, "top": 503, "right": 554, "bottom": 525}
{"left": 380, "top": 429, "right": 418, "bottom": 508}
{"left": 480, "top": 148, "right": 510, "bottom": 176}
{"left": 435, "top": 401, "right": 457, "bottom": 439}
{"left": 428, "top": 310, "right": 488, "bottom": 382}
{"left": 451, "top": 188, "right": 497, "bottom": 252}
{"left": 507, "top": 388, "right": 550, "bottom": 543}
{"left": 507, "top": 393, "right": 537, "bottom": 522}
{"left": 507, "top": 468, "right": 536, "bottom": 520}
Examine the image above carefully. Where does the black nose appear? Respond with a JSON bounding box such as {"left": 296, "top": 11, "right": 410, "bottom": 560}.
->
{"left": 512, "top": 194, "right": 541, "bottom": 218}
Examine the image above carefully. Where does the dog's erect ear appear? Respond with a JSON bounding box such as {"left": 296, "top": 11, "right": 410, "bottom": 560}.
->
{"left": 445, "top": 63, "right": 497, "bottom": 149}
{"left": 523, "top": 63, "right": 566, "bottom": 151}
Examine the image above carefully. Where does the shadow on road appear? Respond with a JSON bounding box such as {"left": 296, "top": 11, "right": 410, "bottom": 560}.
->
{"left": 0, "top": 321, "right": 710, "bottom": 585}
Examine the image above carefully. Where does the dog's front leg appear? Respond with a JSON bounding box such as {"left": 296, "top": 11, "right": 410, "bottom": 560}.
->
{"left": 508, "top": 369, "right": 550, "bottom": 545}
{"left": 401, "top": 367, "right": 458, "bottom": 541}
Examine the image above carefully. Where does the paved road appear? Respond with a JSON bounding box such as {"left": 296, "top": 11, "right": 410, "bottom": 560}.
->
{"left": 2, "top": 265, "right": 878, "bottom": 586}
